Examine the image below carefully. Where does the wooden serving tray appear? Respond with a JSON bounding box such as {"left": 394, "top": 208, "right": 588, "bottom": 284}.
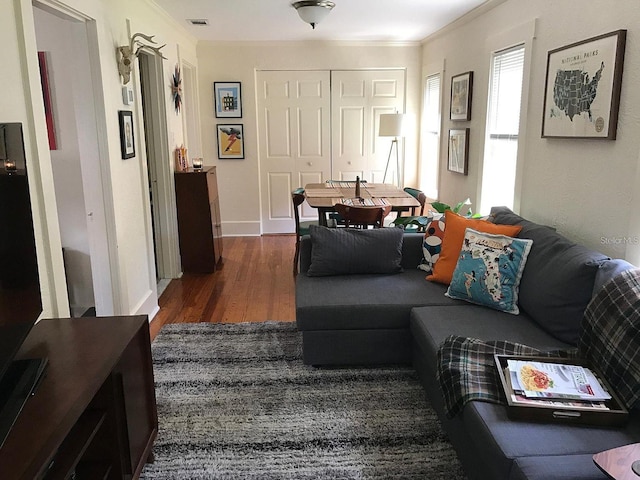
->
{"left": 494, "top": 355, "right": 629, "bottom": 427}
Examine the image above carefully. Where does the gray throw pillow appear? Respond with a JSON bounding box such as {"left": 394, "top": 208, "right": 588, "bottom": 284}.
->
{"left": 490, "top": 207, "right": 608, "bottom": 345}
{"left": 307, "top": 225, "right": 403, "bottom": 276}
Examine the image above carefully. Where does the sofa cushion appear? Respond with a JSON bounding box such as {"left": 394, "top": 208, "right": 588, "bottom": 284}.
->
{"left": 307, "top": 225, "right": 403, "bottom": 276}
{"left": 296, "top": 269, "right": 460, "bottom": 331}
{"left": 446, "top": 229, "right": 533, "bottom": 314}
{"left": 428, "top": 211, "right": 522, "bottom": 285}
{"left": 593, "top": 258, "right": 636, "bottom": 296}
{"left": 464, "top": 401, "right": 640, "bottom": 480}
{"left": 508, "top": 455, "right": 610, "bottom": 480}
{"left": 418, "top": 214, "right": 445, "bottom": 273}
{"left": 490, "top": 207, "right": 609, "bottom": 345}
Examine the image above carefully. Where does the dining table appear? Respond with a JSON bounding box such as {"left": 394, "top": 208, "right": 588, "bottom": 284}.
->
{"left": 304, "top": 181, "right": 421, "bottom": 226}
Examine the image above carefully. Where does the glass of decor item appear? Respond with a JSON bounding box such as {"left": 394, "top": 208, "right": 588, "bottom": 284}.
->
{"left": 192, "top": 157, "right": 203, "bottom": 170}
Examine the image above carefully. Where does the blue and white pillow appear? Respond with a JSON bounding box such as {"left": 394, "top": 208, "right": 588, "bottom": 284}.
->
{"left": 446, "top": 228, "right": 533, "bottom": 314}
{"left": 418, "top": 214, "right": 445, "bottom": 273}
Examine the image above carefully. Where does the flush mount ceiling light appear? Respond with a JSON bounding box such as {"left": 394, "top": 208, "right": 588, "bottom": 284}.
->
{"left": 292, "top": 1, "right": 335, "bottom": 29}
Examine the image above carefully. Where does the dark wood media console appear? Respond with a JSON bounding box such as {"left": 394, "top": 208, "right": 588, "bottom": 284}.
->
{"left": 0, "top": 316, "right": 157, "bottom": 479}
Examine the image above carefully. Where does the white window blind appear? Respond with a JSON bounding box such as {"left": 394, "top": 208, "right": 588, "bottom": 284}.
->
{"left": 420, "top": 73, "right": 441, "bottom": 199}
{"left": 480, "top": 45, "right": 525, "bottom": 214}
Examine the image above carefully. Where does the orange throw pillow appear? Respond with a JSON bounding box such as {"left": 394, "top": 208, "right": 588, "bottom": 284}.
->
{"left": 427, "top": 211, "right": 522, "bottom": 285}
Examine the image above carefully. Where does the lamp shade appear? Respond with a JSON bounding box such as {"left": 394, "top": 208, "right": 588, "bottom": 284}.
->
{"left": 378, "top": 113, "right": 407, "bottom": 137}
{"left": 293, "top": 1, "right": 335, "bottom": 29}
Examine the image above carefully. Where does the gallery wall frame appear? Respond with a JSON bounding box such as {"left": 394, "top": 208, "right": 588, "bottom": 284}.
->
{"left": 448, "top": 128, "right": 469, "bottom": 175}
{"left": 118, "top": 110, "right": 135, "bottom": 159}
{"left": 214, "top": 82, "right": 242, "bottom": 118}
{"left": 541, "top": 29, "right": 626, "bottom": 139}
{"left": 216, "top": 124, "right": 244, "bottom": 159}
{"left": 450, "top": 71, "right": 473, "bottom": 121}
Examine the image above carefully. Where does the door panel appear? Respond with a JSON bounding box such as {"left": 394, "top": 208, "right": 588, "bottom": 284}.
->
{"left": 257, "top": 71, "right": 331, "bottom": 233}
{"left": 332, "top": 70, "right": 405, "bottom": 184}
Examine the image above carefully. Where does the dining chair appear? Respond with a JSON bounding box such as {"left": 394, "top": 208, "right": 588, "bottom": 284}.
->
{"left": 292, "top": 188, "right": 319, "bottom": 276}
{"left": 325, "top": 179, "right": 368, "bottom": 226}
{"left": 403, "top": 187, "right": 428, "bottom": 216}
{"left": 332, "top": 203, "right": 392, "bottom": 229}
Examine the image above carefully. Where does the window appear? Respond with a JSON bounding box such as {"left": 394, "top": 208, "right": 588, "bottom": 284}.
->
{"left": 479, "top": 45, "right": 525, "bottom": 214}
{"left": 419, "top": 73, "right": 441, "bottom": 200}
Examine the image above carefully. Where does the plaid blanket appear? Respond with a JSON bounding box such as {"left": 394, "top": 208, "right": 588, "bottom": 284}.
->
{"left": 436, "top": 336, "right": 576, "bottom": 418}
{"left": 580, "top": 268, "right": 640, "bottom": 410}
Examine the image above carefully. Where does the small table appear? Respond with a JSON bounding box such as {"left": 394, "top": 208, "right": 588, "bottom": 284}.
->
{"left": 304, "top": 181, "right": 420, "bottom": 226}
{"left": 593, "top": 443, "right": 640, "bottom": 479}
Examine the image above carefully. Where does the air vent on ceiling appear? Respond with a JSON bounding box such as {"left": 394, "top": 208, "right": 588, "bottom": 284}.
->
{"left": 188, "top": 19, "right": 209, "bottom": 26}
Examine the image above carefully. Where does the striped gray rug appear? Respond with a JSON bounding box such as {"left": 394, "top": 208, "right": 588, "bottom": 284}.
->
{"left": 140, "top": 322, "right": 466, "bottom": 479}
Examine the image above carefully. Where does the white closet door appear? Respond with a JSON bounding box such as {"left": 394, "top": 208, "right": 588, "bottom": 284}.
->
{"left": 331, "top": 70, "right": 405, "bottom": 184}
{"left": 257, "top": 71, "right": 331, "bottom": 233}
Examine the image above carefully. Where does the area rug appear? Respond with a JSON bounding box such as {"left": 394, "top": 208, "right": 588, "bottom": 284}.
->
{"left": 140, "top": 322, "right": 466, "bottom": 479}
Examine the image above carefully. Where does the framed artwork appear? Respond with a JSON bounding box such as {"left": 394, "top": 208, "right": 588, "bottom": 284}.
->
{"left": 542, "top": 29, "right": 626, "bottom": 139}
{"left": 37, "top": 51, "right": 57, "bottom": 150}
{"left": 214, "top": 82, "right": 242, "bottom": 118}
{"left": 448, "top": 128, "right": 469, "bottom": 175}
{"left": 118, "top": 111, "right": 135, "bottom": 159}
{"left": 450, "top": 71, "right": 473, "bottom": 121}
{"left": 216, "top": 124, "right": 244, "bottom": 159}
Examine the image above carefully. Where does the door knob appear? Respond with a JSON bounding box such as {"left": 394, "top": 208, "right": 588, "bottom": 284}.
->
{"left": 307, "top": 162, "right": 313, "bottom": 166}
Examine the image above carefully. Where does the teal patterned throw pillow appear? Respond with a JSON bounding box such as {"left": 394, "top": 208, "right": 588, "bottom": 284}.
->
{"left": 446, "top": 228, "right": 533, "bottom": 314}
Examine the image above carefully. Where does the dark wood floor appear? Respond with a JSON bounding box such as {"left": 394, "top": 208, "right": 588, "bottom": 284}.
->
{"left": 149, "top": 235, "right": 296, "bottom": 341}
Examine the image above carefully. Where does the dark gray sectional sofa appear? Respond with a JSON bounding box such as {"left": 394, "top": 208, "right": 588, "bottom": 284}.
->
{"left": 295, "top": 207, "right": 640, "bottom": 480}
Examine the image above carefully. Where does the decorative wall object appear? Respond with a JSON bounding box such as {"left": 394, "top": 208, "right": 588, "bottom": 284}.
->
{"left": 117, "top": 32, "right": 167, "bottom": 85}
{"left": 118, "top": 111, "right": 135, "bottom": 159}
{"left": 171, "top": 65, "right": 182, "bottom": 114}
{"left": 214, "top": 82, "right": 242, "bottom": 118}
{"left": 542, "top": 29, "right": 626, "bottom": 139}
{"left": 37, "top": 52, "right": 57, "bottom": 150}
{"left": 450, "top": 71, "right": 473, "bottom": 121}
{"left": 448, "top": 128, "right": 469, "bottom": 175}
{"left": 216, "top": 124, "right": 244, "bottom": 159}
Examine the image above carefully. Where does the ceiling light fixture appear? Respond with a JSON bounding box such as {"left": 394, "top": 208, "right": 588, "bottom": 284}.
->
{"left": 292, "top": 1, "right": 335, "bottom": 29}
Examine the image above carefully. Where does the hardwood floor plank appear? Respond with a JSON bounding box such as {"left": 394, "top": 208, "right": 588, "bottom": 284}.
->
{"left": 149, "top": 235, "right": 296, "bottom": 340}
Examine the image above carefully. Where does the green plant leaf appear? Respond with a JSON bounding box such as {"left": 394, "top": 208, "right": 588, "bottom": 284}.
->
{"left": 430, "top": 201, "right": 451, "bottom": 213}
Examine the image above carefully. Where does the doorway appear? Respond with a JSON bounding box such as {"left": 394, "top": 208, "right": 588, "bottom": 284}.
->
{"left": 32, "top": 4, "right": 116, "bottom": 316}
{"left": 137, "top": 51, "right": 182, "bottom": 291}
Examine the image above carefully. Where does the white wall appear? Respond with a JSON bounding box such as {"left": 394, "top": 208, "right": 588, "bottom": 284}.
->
{"left": 423, "top": 0, "right": 640, "bottom": 259}
{"left": 196, "top": 41, "right": 422, "bottom": 236}
{"left": 2, "top": 0, "right": 198, "bottom": 319}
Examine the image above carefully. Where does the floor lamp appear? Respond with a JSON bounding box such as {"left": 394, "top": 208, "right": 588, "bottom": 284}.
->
{"left": 379, "top": 113, "right": 406, "bottom": 186}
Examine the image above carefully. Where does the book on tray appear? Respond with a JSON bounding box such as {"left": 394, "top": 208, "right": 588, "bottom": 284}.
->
{"left": 506, "top": 359, "right": 612, "bottom": 402}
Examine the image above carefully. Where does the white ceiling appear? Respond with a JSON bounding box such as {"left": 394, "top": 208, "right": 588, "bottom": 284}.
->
{"left": 152, "top": 0, "right": 490, "bottom": 43}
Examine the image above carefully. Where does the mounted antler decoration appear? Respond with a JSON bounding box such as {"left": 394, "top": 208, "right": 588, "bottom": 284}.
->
{"left": 117, "top": 32, "right": 167, "bottom": 84}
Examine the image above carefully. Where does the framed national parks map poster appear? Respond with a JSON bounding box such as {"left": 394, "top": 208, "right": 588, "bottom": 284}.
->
{"left": 541, "top": 30, "right": 626, "bottom": 140}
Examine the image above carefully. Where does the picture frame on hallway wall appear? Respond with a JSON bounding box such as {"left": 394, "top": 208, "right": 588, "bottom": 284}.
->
{"left": 118, "top": 111, "right": 135, "bottom": 159}
{"left": 37, "top": 51, "right": 57, "bottom": 150}
{"left": 541, "top": 29, "right": 626, "bottom": 140}
{"left": 450, "top": 71, "right": 473, "bottom": 121}
{"left": 214, "top": 82, "right": 242, "bottom": 118}
{"left": 216, "top": 124, "right": 244, "bottom": 159}
{"left": 448, "top": 128, "right": 469, "bottom": 175}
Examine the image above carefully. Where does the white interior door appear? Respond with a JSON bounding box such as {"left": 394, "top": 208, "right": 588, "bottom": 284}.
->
{"left": 257, "top": 70, "right": 331, "bottom": 234}
{"left": 331, "top": 70, "right": 405, "bottom": 184}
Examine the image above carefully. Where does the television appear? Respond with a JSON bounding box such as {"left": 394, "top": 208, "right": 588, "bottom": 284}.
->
{"left": 0, "top": 123, "right": 47, "bottom": 448}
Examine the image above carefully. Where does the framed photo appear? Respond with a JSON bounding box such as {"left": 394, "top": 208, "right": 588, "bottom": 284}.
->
{"left": 450, "top": 71, "right": 473, "bottom": 121}
{"left": 38, "top": 52, "right": 57, "bottom": 150}
{"left": 214, "top": 82, "right": 242, "bottom": 118}
{"left": 448, "top": 128, "right": 469, "bottom": 175}
{"left": 216, "top": 124, "right": 244, "bottom": 159}
{"left": 542, "top": 30, "right": 626, "bottom": 139}
{"left": 118, "top": 110, "right": 135, "bottom": 159}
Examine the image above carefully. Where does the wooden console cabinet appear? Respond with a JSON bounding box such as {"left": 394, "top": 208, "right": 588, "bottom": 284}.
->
{"left": 174, "top": 166, "right": 223, "bottom": 273}
{"left": 0, "top": 316, "right": 157, "bottom": 480}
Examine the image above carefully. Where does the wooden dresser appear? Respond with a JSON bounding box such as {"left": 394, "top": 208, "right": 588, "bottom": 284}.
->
{"left": 0, "top": 316, "right": 157, "bottom": 479}
{"left": 174, "top": 167, "right": 223, "bottom": 273}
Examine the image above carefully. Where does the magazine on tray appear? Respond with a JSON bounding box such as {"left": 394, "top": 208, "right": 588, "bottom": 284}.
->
{"left": 506, "top": 359, "right": 612, "bottom": 401}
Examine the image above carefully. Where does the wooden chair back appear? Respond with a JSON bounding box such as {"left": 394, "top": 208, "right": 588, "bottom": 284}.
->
{"left": 332, "top": 204, "right": 392, "bottom": 228}
{"left": 403, "top": 187, "right": 427, "bottom": 216}
{"left": 292, "top": 188, "right": 305, "bottom": 237}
